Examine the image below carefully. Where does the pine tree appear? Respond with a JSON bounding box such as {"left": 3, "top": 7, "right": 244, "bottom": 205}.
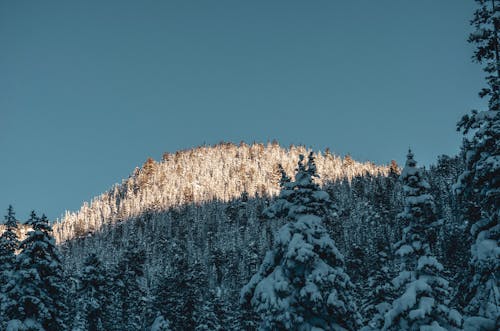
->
{"left": 4, "top": 212, "right": 68, "bottom": 331}
{"left": 115, "top": 245, "right": 147, "bottom": 331}
{"left": 361, "top": 239, "right": 394, "bottom": 330}
{"left": 74, "top": 254, "right": 108, "bottom": 331}
{"left": 455, "top": 0, "right": 500, "bottom": 326}
{"left": 382, "top": 151, "right": 462, "bottom": 330}
{"left": 265, "top": 153, "right": 337, "bottom": 221}
{"left": 0, "top": 205, "right": 19, "bottom": 329}
{"left": 241, "top": 153, "right": 359, "bottom": 330}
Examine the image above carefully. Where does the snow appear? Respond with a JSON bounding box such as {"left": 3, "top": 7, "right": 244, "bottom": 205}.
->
{"left": 472, "top": 238, "right": 499, "bottom": 261}
{"left": 417, "top": 256, "right": 444, "bottom": 271}
{"left": 396, "top": 245, "right": 414, "bottom": 257}
{"left": 312, "top": 190, "right": 330, "bottom": 201}
{"left": 463, "top": 316, "right": 497, "bottom": 331}
{"left": 419, "top": 321, "right": 447, "bottom": 331}
{"left": 447, "top": 308, "right": 462, "bottom": 326}
{"left": 150, "top": 315, "right": 171, "bottom": 331}
{"left": 408, "top": 296, "right": 434, "bottom": 320}
{"left": 6, "top": 319, "right": 44, "bottom": 331}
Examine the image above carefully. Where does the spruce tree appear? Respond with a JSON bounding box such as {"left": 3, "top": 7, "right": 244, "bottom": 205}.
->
{"left": 241, "top": 153, "right": 359, "bottom": 330}
{"left": 74, "top": 254, "right": 108, "bottom": 331}
{"left": 456, "top": 0, "right": 500, "bottom": 326}
{"left": 0, "top": 205, "right": 19, "bottom": 329}
{"left": 116, "top": 245, "right": 147, "bottom": 331}
{"left": 361, "top": 239, "right": 394, "bottom": 330}
{"left": 4, "top": 212, "right": 67, "bottom": 331}
{"left": 382, "top": 151, "right": 462, "bottom": 330}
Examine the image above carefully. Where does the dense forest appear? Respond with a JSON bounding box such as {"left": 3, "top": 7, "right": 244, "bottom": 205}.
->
{"left": 0, "top": 0, "right": 498, "bottom": 330}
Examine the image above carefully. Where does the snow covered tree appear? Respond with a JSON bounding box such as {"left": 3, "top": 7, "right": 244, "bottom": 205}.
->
{"left": 4, "top": 212, "right": 68, "bottom": 331}
{"left": 361, "top": 240, "right": 394, "bottom": 330}
{"left": 241, "top": 153, "right": 359, "bottom": 330}
{"left": 0, "top": 205, "right": 19, "bottom": 329}
{"left": 455, "top": 0, "right": 500, "bottom": 327}
{"left": 264, "top": 153, "right": 337, "bottom": 221}
{"left": 74, "top": 254, "right": 108, "bottom": 331}
{"left": 195, "top": 299, "right": 222, "bottom": 331}
{"left": 0, "top": 205, "right": 19, "bottom": 268}
{"left": 114, "top": 245, "right": 147, "bottom": 331}
{"left": 382, "top": 151, "right": 462, "bottom": 330}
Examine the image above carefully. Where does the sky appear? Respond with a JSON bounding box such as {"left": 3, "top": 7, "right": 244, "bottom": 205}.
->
{"left": 0, "top": 0, "right": 486, "bottom": 220}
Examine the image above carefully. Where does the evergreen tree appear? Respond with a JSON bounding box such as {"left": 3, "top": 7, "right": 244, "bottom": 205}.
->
{"left": 116, "top": 245, "right": 147, "bottom": 331}
{"left": 241, "top": 153, "right": 359, "bottom": 330}
{"left": 4, "top": 212, "right": 67, "bottom": 331}
{"left": 0, "top": 205, "right": 19, "bottom": 328}
{"left": 361, "top": 239, "right": 394, "bottom": 330}
{"left": 382, "top": 151, "right": 462, "bottom": 330}
{"left": 74, "top": 254, "right": 108, "bottom": 331}
{"left": 155, "top": 252, "right": 206, "bottom": 330}
{"left": 265, "top": 153, "right": 337, "bottom": 220}
{"left": 456, "top": 0, "right": 500, "bottom": 326}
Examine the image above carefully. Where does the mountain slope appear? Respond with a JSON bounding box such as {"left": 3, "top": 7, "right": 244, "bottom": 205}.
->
{"left": 53, "top": 142, "right": 390, "bottom": 243}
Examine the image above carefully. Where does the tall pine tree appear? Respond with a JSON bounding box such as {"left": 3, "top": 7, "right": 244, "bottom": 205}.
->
{"left": 73, "top": 254, "right": 108, "bottom": 331}
{"left": 4, "top": 212, "right": 67, "bottom": 331}
{"left": 241, "top": 153, "right": 359, "bottom": 330}
{"left": 0, "top": 205, "right": 19, "bottom": 329}
{"left": 456, "top": 0, "right": 500, "bottom": 327}
{"left": 382, "top": 151, "right": 462, "bottom": 330}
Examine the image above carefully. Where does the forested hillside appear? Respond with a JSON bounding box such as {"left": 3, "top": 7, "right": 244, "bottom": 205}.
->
{"left": 1, "top": 143, "right": 471, "bottom": 330}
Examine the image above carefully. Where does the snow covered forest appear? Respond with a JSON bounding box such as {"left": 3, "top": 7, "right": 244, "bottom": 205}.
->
{"left": 1, "top": 1, "right": 499, "bottom": 330}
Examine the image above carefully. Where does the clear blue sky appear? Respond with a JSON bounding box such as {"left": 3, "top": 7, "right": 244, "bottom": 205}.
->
{"left": 0, "top": 0, "right": 485, "bottom": 220}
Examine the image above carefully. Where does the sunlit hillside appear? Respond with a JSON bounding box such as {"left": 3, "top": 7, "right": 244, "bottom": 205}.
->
{"left": 53, "top": 142, "right": 392, "bottom": 243}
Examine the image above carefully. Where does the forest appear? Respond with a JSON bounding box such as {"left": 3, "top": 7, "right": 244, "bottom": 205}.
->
{"left": 0, "top": 1, "right": 498, "bottom": 330}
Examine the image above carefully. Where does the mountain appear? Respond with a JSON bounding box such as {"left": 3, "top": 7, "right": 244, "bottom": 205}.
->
{"left": 53, "top": 142, "right": 390, "bottom": 243}
{"left": 1, "top": 143, "right": 468, "bottom": 330}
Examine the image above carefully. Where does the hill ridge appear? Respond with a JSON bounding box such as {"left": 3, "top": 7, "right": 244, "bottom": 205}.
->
{"left": 53, "top": 142, "right": 392, "bottom": 243}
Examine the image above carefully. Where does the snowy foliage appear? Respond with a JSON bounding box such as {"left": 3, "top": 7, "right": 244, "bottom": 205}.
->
{"left": 241, "top": 154, "right": 359, "bottom": 330}
{"left": 150, "top": 315, "right": 171, "bottom": 331}
{"left": 455, "top": 0, "right": 500, "bottom": 325}
{"left": 381, "top": 151, "right": 462, "bottom": 331}
{"left": 3, "top": 212, "right": 67, "bottom": 331}
{"left": 0, "top": 206, "right": 19, "bottom": 329}
{"left": 72, "top": 254, "right": 108, "bottom": 331}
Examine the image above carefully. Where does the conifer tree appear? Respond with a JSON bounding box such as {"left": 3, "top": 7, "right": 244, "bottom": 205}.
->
{"left": 0, "top": 205, "right": 19, "bottom": 329}
{"left": 116, "top": 245, "right": 147, "bottom": 331}
{"left": 456, "top": 0, "right": 500, "bottom": 326}
{"left": 361, "top": 239, "right": 394, "bottom": 330}
{"left": 4, "top": 212, "right": 68, "bottom": 331}
{"left": 382, "top": 151, "right": 462, "bottom": 330}
{"left": 241, "top": 153, "right": 359, "bottom": 330}
{"left": 74, "top": 254, "right": 108, "bottom": 331}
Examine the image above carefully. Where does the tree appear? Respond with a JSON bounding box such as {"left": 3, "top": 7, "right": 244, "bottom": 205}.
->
{"left": 74, "top": 254, "right": 108, "bottom": 331}
{"left": 382, "top": 151, "right": 462, "bottom": 330}
{"left": 0, "top": 205, "right": 19, "bottom": 328}
{"left": 4, "top": 212, "right": 68, "bottom": 331}
{"left": 116, "top": 245, "right": 147, "bottom": 331}
{"left": 241, "top": 153, "right": 359, "bottom": 330}
{"left": 361, "top": 240, "right": 394, "bottom": 330}
{"left": 455, "top": 0, "right": 500, "bottom": 326}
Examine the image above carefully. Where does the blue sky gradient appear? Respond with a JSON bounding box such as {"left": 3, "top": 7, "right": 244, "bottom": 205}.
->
{"left": 0, "top": 1, "right": 485, "bottom": 219}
